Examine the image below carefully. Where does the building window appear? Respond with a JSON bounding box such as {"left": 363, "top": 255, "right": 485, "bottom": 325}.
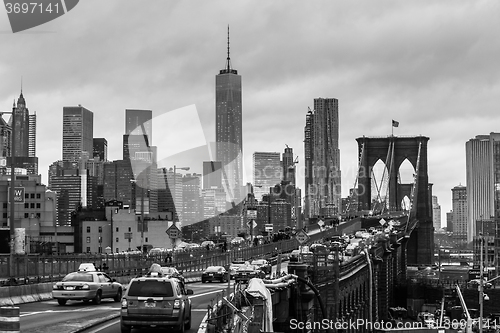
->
{"left": 145, "top": 237, "right": 148, "bottom": 242}
{"left": 24, "top": 203, "right": 29, "bottom": 209}
{"left": 36, "top": 193, "right": 41, "bottom": 199}
{"left": 30, "top": 203, "right": 35, "bottom": 209}
{"left": 86, "top": 247, "right": 91, "bottom": 253}
{"left": 116, "top": 227, "right": 119, "bottom": 232}
{"left": 115, "top": 247, "right": 119, "bottom": 253}
{"left": 2, "top": 203, "right": 6, "bottom": 209}
{"left": 30, "top": 193, "right": 35, "bottom": 199}
{"left": 116, "top": 237, "right": 119, "bottom": 243}
{"left": 25, "top": 193, "right": 29, "bottom": 199}
{"left": 86, "top": 237, "right": 91, "bottom": 243}
{"left": 36, "top": 203, "right": 41, "bottom": 209}
{"left": 98, "top": 247, "right": 102, "bottom": 253}
{"left": 36, "top": 213, "right": 40, "bottom": 218}
{"left": 24, "top": 213, "right": 29, "bottom": 218}
{"left": 2, "top": 213, "right": 6, "bottom": 218}
{"left": 86, "top": 226, "right": 91, "bottom": 233}
{"left": 128, "top": 227, "right": 131, "bottom": 232}
{"left": 98, "top": 226, "right": 102, "bottom": 233}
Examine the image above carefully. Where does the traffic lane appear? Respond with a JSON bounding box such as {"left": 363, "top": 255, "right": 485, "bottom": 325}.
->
{"left": 18, "top": 281, "right": 232, "bottom": 333}
{"left": 75, "top": 281, "right": 233, "bottom": 333}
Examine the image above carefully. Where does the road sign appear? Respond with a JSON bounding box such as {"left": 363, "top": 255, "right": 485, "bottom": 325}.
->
{"left": 8, "top": 187, "right": 25, "bottom": 203}
{"left": 295, "top": 230, "right": 310, "bottom": 245}
{"left": 247, "top": 207, "right": 257, "bottom": 219}
{"left": 166, "top": 224, "right": 181, "bottom": 239}
{"left": 247, "top": 220, "right": 257, "bottom": 229}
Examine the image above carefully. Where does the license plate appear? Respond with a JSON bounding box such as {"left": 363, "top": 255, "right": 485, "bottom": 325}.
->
{"left": 65, "top": 286, "right": 75, "bottom": 290}
{"left": 145, "top": 302, "right": 156, "bottom": 308}
{"left": 209, "top": 274, "right": 213, "bottom": 276}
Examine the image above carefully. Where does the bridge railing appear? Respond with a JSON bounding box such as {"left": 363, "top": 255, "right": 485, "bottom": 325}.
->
{"left": 0, "top": 238, "right": 299, "bottom": 285}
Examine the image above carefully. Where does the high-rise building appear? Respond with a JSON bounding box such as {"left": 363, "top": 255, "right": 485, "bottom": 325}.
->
{"left": 62, "top": 106, "right": 93, "bottom": 163}
{"left": 282, "top": 146, "right": 296, "bottom": 185}
{"left": 1, "top": 92, "right": 38, "bottom": 174}
{"left": 103, "top": 160, "right": 135, "bottom": 208}
{"left": 465, "top": 133, "right": 500, "bottom": 243}
{"left": 203, "top": 161, "right": 222, "bottom": 189}
{"left": 253, "top": 152, "right": 282, "bottom": 202}
{"left": 304, "top": 98, "right": 341, "bottom": 219}
{"left": 446, "top": 211, "right": 453, "bottom": 232}
{"left": 125, "top": 109, "right": 152, "bottom": 140}
{"left": 93, "top": 138, "right": 107, "bottom": 162}
{"left": 157, "top": 168, "right": 180, "bottom": 221}
{"left": 452, "top": 184, "right": 467, "bottom": 243}
{"left": 182, "top": 173, "right": 202, "bottom": 226}
{"left": 432, "top": 195, "right": 441, "bottom": 230}
{"left": 215, "top": 28, "right": 242, "bottom": 205}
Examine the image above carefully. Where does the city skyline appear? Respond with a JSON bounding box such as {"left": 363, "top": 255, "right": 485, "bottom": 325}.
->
{"left": 2, "top": 2, "right": 500, "bottom": 226}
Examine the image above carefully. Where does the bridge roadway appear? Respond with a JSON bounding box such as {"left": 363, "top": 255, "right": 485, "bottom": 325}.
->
{"left": 17, "top": 263, "right": 288, "bottom": 333}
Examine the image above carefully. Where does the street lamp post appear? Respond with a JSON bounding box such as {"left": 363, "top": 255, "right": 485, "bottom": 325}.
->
{"left": 479, "top": 218, "right": 485, "bottom": 333}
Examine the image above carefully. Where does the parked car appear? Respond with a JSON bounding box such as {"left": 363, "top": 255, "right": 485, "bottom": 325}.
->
{"left": 120, "top": 264, "right": 193, "bottom": 333}
{"left": 202, "top": 266, "right": 228, "bottom": 283}
{"left": 234, "top": 265, "right": 265, "bottom": 283}
{"left": 250, "top": 259, "right": 271, "bottom": 275}
{"left": 52, "top": 265, "right": 123, "bottom": 305}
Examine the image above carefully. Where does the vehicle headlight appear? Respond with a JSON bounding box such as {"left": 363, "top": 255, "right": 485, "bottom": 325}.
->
{"left": 173, "top": 300, "right": 181, "bottom": 309}
{"left": 81, "top": 284, "right": 90, "bottom": 290}
{"left": 52, "top": 284, "right": 59, "bottom": 290}
{"left": 121, "top": 298, "right": 128, "bottom": 308}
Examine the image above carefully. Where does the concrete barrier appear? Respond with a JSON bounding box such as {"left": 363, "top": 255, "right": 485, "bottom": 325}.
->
{"left": 20, "top": 285, "right": 35, "bottom": 303}
{"left": 30, "top": 284, "right": 40, "bottom": 302}
{"left": 0, "top": 306, "right": 20, "bottom": 333}
{"left": 37, "top": 283, "right": 53, "bottom": 301}
{"left": 0, "top": 288, "right": 12, "bottom": 306}
{"left": 8, "top": 287, "right": 22, "bottom": 305}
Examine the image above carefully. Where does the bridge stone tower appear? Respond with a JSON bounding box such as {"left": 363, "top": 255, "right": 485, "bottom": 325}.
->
{"left": 356, "top": 136, "right": 434, "bottom": 265}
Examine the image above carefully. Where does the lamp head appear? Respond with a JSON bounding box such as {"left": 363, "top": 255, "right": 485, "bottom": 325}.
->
{"left": 484, "top": 294, "right": 490, "bottom": 301}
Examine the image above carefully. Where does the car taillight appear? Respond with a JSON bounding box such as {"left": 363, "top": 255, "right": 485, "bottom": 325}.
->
{"left": 173, "top": 300, "right": 181, "bottom": 309}
{"left": 81, "top": 284, "right": 90, "bottom": 290}
{"left": 121, "top": 298, "right": 128, "bottom": 308}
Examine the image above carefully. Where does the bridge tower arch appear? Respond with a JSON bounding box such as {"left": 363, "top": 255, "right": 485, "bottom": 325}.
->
{"left": 356, "top": 136, "right": 434, "bottom": 265}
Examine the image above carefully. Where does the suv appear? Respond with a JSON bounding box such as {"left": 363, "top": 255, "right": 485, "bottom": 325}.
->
{"left": 120, "top": 265, "right": 193, "bottom": 333}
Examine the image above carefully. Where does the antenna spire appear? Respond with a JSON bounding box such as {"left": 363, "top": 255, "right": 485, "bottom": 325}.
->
{"left": 21, "top": 75, "right": 22, "bottom": 93}
{"left": 226, "top": 25, "right": 232, "bottom": 71}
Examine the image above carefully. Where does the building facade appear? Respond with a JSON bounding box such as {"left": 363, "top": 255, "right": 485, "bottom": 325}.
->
{"left": 215, "top": 30, "right": 243, "bottom": 206}
{"left": 93, "top": 138, "right": 108, "bottom": 162}
{"left": 432, "top": 195, "right": 441, "bottom": 230}
{"left": 452, "top": 184, "right": 468, "bottom": 243}
{"left": 203, "top": 161, "right": 222, "bottom": 189}
{"left": 182, "top": 173, "right": 201, "bottom": 227}
{"left": 253, "top": 152, "right": 282, "bottom": 202}
{"left": 465, "top": 133, "right": 500, "bottom": 243}
{"left": 304, "top": 98, "right": 341, "bottom": 220}
{"left": 62, "top": 106, "right": 93, "bottom": 163}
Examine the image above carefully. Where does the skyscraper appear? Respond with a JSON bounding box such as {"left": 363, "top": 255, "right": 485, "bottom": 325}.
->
{"left": 62, "top": 106, "right": 93, "bottom": 163}
{"left": 465, "top": 133, "right": 500, "bottom": 243}
{"left": 203, "top": 161, "right": 222, "bottom": 189}
{"left": 125, "top": 109, "right": 152, "bottom": 139}
{"left": 93, "top": 138, "right": 108, "bottom": 162}
{"left": 304, "top": 98, "right": 341, "bottom": 219}
{"left": 451, "top": 184, "right": 467, "bottom": 243}
{"left": 253, "top": 152, "right": 282, "bottom": 202}
{"left": 282, "top": 146, "right": 296, "bottom": 185}
{"left": 432, "top": 195, "right": 441, "bottom": 230}
{"left": 3, "top": 91, "right": 38, "bottom": 174}
{"left": 216, "top": 27, "right": 242, "bottom": 205}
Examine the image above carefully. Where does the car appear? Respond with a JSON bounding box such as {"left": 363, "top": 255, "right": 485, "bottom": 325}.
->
{"left": 120, "top": 263, "right": 193, "bottom": 333}
{"left": 229, "top": 259, "right": 248, "bottom": 279}
{"left": 202, "top": 266, "right": 228, "bottom": 283}
{"left": 417, "top": 312, "right": 435, "bottom": 327}
{"left": 250, "top": 259, "right": 271, "bottom": 275}
{"left": 52, "top": 265, "right": 123, "bottom": 306}
{"left": 234, "top": 264, "right": 266, "bottom": 283}
{"left": 161, "top": 266, "right": 185, "bottom": 283}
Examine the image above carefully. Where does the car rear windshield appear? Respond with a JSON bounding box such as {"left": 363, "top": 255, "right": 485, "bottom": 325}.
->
{"left": 62, "top": 273, "right": 94, "bottom": 282}
{"left": 205, "top": 267, "right": 222, "bottom": 273}
{"left": 128, "top": 280, "right": 174, "bottom": 297}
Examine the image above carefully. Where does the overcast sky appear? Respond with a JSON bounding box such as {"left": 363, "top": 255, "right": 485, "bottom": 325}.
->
{"left": 1, "top": 1, "right": 499, "bottom": 227}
